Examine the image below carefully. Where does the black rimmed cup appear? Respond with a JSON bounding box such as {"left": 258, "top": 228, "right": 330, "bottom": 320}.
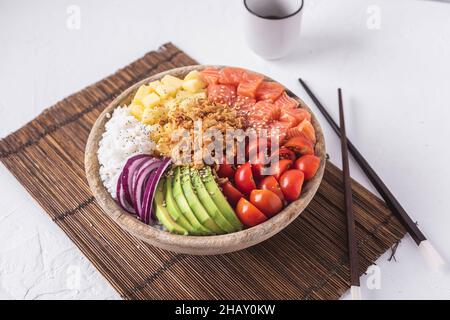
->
{"left": 243, "top": 0, "right": 304, "bottom": 59}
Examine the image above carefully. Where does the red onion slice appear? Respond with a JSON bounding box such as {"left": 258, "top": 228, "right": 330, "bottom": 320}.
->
{"left": 114, "top": 154, "right": 172, "bottom": 224}
{"left": 133, "top": 160, "right": 162, "bottom": 220}
{"left": 141, "top": 157, "right": 172, "bottom": 224}
{"left": 121, "top": 154, "right": 151, "bottom": 205}
{"left": 129, "top": 157, "right": 159, "bottom": 204}
{"left": 116, "top": 175, "right": 135, "bottom": 213}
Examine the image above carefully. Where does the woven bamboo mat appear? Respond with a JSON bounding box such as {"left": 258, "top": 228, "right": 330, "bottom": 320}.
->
{"left": 0, "top": 43, "right": 406, "bottom": 300}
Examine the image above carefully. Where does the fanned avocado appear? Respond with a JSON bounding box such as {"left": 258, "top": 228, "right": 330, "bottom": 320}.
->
{"left": 172, "top": 167, "right": 212, "bottom": 235}
{"left": 154, "top": 179, "right": 188, "bottom": 235}
{"left": 190, "top": 168, "right": 237, "bottom": 233}
{"left": 180, "top": 166, "right": 224, "bottom": 234}
{"left": 164, "top": 174, "right": 198, "bottom": 235}
{"left": 200, "top": 166, "right": 243, "bottom": 231}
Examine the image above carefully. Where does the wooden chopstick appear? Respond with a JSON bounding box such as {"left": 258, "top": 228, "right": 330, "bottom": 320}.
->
{"left": 338, "top": 89, "right": 361, "bottom": 299}
{"left": 299, "top": 78, "right": 445, "bottom": 270}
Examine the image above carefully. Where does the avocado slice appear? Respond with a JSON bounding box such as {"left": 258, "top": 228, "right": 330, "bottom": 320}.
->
{"left": 154, "top": 179, "right": 188, "bottom": 235}
{"left": 180, "top": 166, "right": 225, "bottom": 234}
{"left": 172, "top": 167, "right": 212, "bottom": 235}
{"left": 164, "top": 174, "right": 198, "bottom": 235}
{"left": 200, "top": 166, "right": 243, "bottom": 231}
{"left": 190, "top": 168, "right": 237, "bottom": 233}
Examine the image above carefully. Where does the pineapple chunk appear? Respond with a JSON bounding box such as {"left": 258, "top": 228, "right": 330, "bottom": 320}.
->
{"left": 142, "top": 106, "right": 167, "bottom": 125}
{"left": 184, "top": 70, "right": 201, "bottom": 81}
{"left": 133, "top": 85, "right": 152, "bottom": 104}
{"left": 161, "top": 75, "right": 183, "bottom": 90}
{"left": 141, "top": 93, "right": 161, "bottom": 108}
{"left": 130, "top": 103, "right": 144, "bottom": 121}
{"left": 148, "top": 81, "right": 161, "bottom": 91}
{"left": 182, "top": 79, "right": 205, "bottom": 93}
{"left": 154, "top": 84, "right": 177, "bottom": 99}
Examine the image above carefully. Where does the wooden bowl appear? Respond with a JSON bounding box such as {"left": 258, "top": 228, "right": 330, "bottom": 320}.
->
{"left": 85, "top": 65, "right": 326, "bottom": 255}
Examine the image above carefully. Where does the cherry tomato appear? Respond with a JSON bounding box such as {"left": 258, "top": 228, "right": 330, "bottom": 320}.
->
{"left": 259, "top": 176, "right": 285, "bottom": 203}
{"left": 251, "top": 163, "right": 265, "bottom": 181}
{"left": 250, "top": 189, "right": 283, "bottom": 217}
{"left": 221, "top": 181, "right": 245, "bottom": 207}
{"left": 294, "top": 155, "right": 320, "bottom": 180}
{"left": 235, "top": 198, "right": 268, "bottom": 227}
{"left": 270, "top": 159, "right": 293, "bottom": 180}
{"left": 234, "top": 162, "right": 256, "bottom": 195}
{"left": 217, "top": 162, "right": 235, "bottom": 180}
{"left": 279, "top": 169, "right": 305, "bottom": 202}
{"left": 271, "top": 146, "right": 296, "bottom": 162}
{"left": 283, "top": 136, "right": 314, "bottom": 155}
{"left": 247, "top": 148, "right": 271, "bottom": 181}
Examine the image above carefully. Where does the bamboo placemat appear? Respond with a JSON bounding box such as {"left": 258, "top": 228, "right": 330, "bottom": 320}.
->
{"left": 0, "top": 43, "right": 406, "bottom": 300}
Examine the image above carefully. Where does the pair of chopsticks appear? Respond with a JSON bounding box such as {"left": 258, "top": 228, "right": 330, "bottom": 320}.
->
{"left": 299, "top": 79, "right": 446, "bottom": 299}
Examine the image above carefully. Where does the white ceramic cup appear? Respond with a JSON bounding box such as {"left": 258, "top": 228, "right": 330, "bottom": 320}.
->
{"left": 243, "top": 0, "right": 304, "bottom": 60}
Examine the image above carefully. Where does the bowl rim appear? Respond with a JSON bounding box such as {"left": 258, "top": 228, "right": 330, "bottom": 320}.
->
{"left": 85, "top": 65, "right": 326, "bottom": 254}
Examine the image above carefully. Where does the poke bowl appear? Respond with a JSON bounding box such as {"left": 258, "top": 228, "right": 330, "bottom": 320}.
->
{"left": 85, "top": 65, "right": 326, "bottom": 255}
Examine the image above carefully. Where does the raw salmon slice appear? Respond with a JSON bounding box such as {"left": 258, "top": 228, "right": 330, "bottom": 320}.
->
{"left": 200, "top": 67, "right": 220, "bottom": 85}
{"left": 269, "top": 121, "right": 291, "bottom": 144}
{"left": 274, "top": 92, "right": 299, "bottom": 110}
{"left": 242, "top": 100, "right": 282, "bottom": 130}
{"left": 234, "top": 96, "right": 256, "bottom": 116}
{"left": 251, "top": 101, "right": 280, "bottom": 123}
{"left": 280, "top": 108, "right": 311, "bottom": 127}
{"left": 279, "top": 111, "right": 299, "bottom": 128}
{"left": 237, "top": 72, "right": 264, "bottom": 99}
{"left": 244, "top": 102, "right": 273, "bottom": 129}
{"left": 285, "top": 119, "right": 316, "bottom": 143}
{"left": 219, "top": 67, "right": 246, "bottom": 85}
{"left": 256, "top": 81, "right": 285, "bottom": 102}
{"left": 207, "top": 84, "right": 237, "bottom": 105}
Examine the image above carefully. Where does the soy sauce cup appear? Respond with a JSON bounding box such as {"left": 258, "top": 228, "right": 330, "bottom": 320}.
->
{"left": 243, "top": 0, "right": 304, "bottom": 60}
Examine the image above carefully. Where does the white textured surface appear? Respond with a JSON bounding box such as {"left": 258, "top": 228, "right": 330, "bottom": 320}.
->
{"left": 1, "top": 0, "right": 450, "bottom": 299}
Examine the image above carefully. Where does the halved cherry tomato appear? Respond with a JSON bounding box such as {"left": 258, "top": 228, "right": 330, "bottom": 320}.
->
{"left": 259, "top": 176, "right": 285, "bottom": 203}
{"left": 234, "top": 163, "right": 257, "bottom": 195}
{"left": 283, "top": 136, "right": 314, "bottom": 155}
{"left": 270, "top": 159, "right": 293, "bottom": 180}
{"left": 235, "top": 198, "right": 268, "bottom": 227}
{"left": 271, "top": 146, "right": 296, "bottom": 162}
{"left": 279, "top": 169, "right": 304, "bottom": 202}
{"left": 221, "top": 181, "right": 245, "bottom": 207}
{"left": 250, "top": 189, "right": 283, "bottom": 218}
{"left": 217, "top": 161, "right": 235, "bottom": 180}
{"left": 294, "top": 155, "right": 320, "bottom": 180}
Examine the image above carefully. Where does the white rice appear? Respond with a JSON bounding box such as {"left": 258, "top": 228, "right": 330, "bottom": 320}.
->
{"left": 97, "top": 106, "right": 158, "bottom": 198}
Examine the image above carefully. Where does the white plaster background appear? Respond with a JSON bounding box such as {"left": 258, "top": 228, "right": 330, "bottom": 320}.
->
{"left": 1, "top": 0, "right": 450, "bottom": 299}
